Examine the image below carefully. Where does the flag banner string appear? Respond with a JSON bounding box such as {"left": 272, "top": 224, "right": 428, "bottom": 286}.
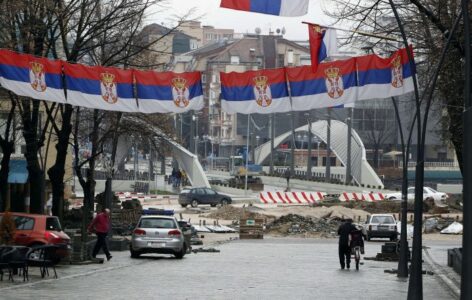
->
{"left": 0, "top": 47, "right": 414, "bottom": 115}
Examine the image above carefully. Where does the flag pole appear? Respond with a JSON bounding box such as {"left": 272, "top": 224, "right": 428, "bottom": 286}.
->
{"left": 302, "top": 21, "right": 400, "bottom": 42}
{"left": 244, "top": 114, "right": 250, "bottom": 196}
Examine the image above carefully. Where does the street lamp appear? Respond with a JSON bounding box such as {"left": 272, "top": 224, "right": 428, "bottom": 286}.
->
{"left": 305, "top": 112, "right": 313, "bottom": 180}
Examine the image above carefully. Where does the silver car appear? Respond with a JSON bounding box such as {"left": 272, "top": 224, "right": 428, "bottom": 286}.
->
{"left": 130, "top": 216, "right": 187, "bottom": 259}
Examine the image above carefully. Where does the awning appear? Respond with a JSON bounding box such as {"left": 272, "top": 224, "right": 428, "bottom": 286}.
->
{"left": 8, "top": 160, "right": 28, "bottom": 184}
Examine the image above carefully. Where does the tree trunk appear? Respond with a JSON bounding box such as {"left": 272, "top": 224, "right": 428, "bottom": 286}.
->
{"left": 20, "top": 101, "right": 44, "bottom": 214}
{"left": 0, "top": 140, "right": 14, "bottom": 211}
{"left": 47, "top": 105, "right": 73, "bottom": 222}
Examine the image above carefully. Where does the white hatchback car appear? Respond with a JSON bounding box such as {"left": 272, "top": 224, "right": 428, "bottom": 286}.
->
{"left": 130, "top": 216, "right": 187, "bottom": 259}
{"left": 384, "top": 187, "right": 448, "bottom": 207}
{"left": 362, "top": 214, "right": 398, "bottom": 241}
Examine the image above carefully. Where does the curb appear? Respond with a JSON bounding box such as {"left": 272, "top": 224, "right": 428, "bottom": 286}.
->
{"left": 423, "top": 248, "right": 460, "bottom": 299}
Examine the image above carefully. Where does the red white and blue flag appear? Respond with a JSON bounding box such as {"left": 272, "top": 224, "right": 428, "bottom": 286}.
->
{"left": 0, "top": 49, "right": 66, "bottom": 103}
{"left": 135, "top": 70, "right": 203, "bottom": 114}
{"left": 63, "top": 63, "right": 137, "bottom": 112}
{"left": 287, "top": 58, "right": 358, "bottom": 111}
{"left": 220, "top": 0, "right": 309, "bottom": 17}
{"left": 308, "top": 24, "right": 338, "bottom": 72}
{"left": 221, "top": 68, "right": 291, "bottom": 114}
{"left": 357, "top": 47, "right": 415, "bottom": 100}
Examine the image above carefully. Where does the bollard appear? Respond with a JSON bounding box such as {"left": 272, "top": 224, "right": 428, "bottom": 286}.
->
{"left": 199, "top": 220, "right": 202, "bottom": 226}
{"left": 203, "top": 220, "right": 206, "bottom": 226}
{"left": 358, "top": 216, "right": 361, "bottom": 222}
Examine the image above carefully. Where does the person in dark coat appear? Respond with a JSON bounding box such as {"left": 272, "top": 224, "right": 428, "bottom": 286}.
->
{"left": 284, "top": 169, "right": 291, "bottom": 190}
{"left": 337, "top": 218, "right": 356, "bottom": 269}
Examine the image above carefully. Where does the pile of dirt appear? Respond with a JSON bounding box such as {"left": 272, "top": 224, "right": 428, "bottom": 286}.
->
{"left": 206, "top": 205, "right": 266, "bottom": 220}
{"left": 266, "top": 214, "right": 342, "bottom": 238}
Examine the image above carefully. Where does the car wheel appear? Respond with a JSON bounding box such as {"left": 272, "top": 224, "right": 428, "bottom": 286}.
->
{"left": 210, "top": 204, "right": 217, "bottom": 207}
{"left": 130, "top": 249, "right": 140, "bottom": 258}
{"left": 174, "top": 245, "right": 186, "bottom": 259}
{"left": 220, "top": 199, "right": 229, "bottom": 206}
{"left": 191, "top": 200, "right": 199, "bottom": 208}
{"left": 180, "top": 204, "right": 188, "bottom": 208}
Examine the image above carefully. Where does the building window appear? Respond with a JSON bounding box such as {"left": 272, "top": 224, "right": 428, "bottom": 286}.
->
{"left": 201, "top": 74, "right": 207, "bottom": 83}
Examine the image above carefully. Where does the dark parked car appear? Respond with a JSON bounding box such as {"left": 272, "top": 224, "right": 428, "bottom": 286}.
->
{"left": 178, "top": 188, "right": 232, "bottom": 208}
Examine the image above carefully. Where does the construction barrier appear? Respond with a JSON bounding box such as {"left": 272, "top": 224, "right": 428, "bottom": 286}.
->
{"left": 259, "top": 191, "right": 325, "bottom": 205}
{"left": 115, "top": 192, "right": 174, "bottom": 202}
{"left": 339, "top": 192, "right": 385, "bottom": 202}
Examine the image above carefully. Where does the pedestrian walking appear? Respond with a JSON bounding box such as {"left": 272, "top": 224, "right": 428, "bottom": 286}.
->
{"left": 284, "top": 169, "right": 291, "bottom": 191}
{"left": 337, "top": 218, "right": 356, "bottom": 269}
{"left": 88, "top": 208, "right": 112, "bottom": 261}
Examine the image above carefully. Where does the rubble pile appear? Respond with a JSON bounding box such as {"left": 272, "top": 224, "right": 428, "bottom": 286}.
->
{"left": 266, "top": 214, "right": 341, "bottom": 238}
{"left": 423, "top": 217, "right": 457, "bottom": 233}
{"left": 206, "top": 205, "right": 266, "bottom": 220}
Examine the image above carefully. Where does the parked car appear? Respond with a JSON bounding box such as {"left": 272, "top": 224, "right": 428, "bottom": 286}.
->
{"left": 384, "top": 187, "right": 449, "bottom": 207}
{"left": 362, "top": 214, "right": 398, "bottom": 241}
{"left": 178, "top": 187, "right": 232, "bottom": 208}
{"left": 0, "top": 212, "right": 71, "bottom": 259}
{"left": 130, "top": 215, "right": 186, "bottom": 259}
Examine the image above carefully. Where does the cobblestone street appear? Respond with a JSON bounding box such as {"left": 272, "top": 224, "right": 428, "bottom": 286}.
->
{"left": 0, "top": 238, "right": 457, "bottom": 300}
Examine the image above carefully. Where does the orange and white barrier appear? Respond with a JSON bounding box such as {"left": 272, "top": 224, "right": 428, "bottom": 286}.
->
{"left": 339, "top": 192, "right": 385, "bottom": 202}
{"left": 259, "top": 191, "right": 325, "bottom": 205}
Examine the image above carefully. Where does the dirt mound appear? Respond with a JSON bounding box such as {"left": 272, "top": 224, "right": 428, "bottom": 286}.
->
{"left": 206, "top": 205, "right": 266, "bottom": 220}
{"left": 266, "top": 214, "right": 342, "bottom": 238}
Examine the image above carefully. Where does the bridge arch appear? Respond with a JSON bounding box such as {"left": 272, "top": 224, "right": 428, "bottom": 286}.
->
{"left": 254, "top": 120, "right": 383, "bottom": 188}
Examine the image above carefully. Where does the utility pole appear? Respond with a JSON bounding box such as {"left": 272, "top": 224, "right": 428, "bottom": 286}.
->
{"left": 346, "top": 108, "right": 353, "bottom": 184}
{"left": 461, "top": 0, "right": 472, "bottom": 298}
{"left": 269, "top": 113, "right": 275, "bottom": 175}
{"left": 290, "top": 112, "right": 295, "bottom": 176}
{"left": 326, "top": 108, "right": 332, "bottom": 182}
{"left": 306, "top": 112, "right": 313, "bottom": 180}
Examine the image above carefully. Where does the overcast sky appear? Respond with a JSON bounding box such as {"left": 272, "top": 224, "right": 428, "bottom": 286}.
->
{"left": 148, "top": 0, "right": 333, "bottom": 40}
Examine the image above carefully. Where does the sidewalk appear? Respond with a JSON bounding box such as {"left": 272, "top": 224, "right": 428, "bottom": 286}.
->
{"left": 423, "top": 240, "right": 462, "bottom": 299}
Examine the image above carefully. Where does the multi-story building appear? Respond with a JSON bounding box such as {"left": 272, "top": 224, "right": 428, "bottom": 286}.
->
{"left": 171, "top": 33, "right": 311, "bottom": 160}
{"left": 179, "top": 21, "right": 234, "bottom": 48}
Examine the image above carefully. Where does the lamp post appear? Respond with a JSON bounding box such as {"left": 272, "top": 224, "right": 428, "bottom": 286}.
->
{"left": 346, "top": 109, "right": 353, "bottom": 184}
{"left": 305, "top": 112, "right": 313, "bottom": 180}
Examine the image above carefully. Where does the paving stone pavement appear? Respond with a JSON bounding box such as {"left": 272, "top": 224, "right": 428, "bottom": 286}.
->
{"left": 0, "top": 238, "right": 456, "bottom": 300}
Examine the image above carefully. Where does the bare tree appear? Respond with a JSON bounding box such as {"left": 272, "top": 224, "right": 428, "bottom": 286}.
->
{"left": 326, "top": 0, "right": 466, "bottom": 173}
{"left": 0, "top": 96, "right": 17, "bottom": 211}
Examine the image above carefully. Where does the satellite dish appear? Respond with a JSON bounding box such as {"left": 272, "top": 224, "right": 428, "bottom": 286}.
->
{"left": 276, "top": 28, "right": 281, "bottom": 34}
{"left": 255, "top": 27, "right": 261, "bottom": 35}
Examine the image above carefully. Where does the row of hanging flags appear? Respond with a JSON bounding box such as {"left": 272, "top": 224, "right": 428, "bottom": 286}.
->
{"left": 0, "top": 0, "right": 415, "bottom": 116}
{"left": 0, "top": 46, "right": 414, "bottom": 115}
{"left": 0, "top": 49, "right": 204, "bottom": 113}
{"left": 221, "top": 47, "right": 415, "bottom": 114}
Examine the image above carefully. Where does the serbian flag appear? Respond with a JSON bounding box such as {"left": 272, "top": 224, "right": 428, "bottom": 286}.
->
{"left": 220, "top": 0, "right": 309, "bottom": 17}
{"left": 287, "top": 58, "right": 358, "bottom": 111}
{"left": 135, "top": 70, "right": 203, "bottom": 114}
{"left": 357, "top": 47, "right": 415, "bottom": 100}
{"left": 308, "top": 24, "right": 338, "bottom": 72}
{"left": 63, "top": 63, "right": 137, "bottom": 112}
{"left": 221, "top": 68, "right": 291, "bottom": 114}
{"left": 0, "top": 49, "right": 66, "bottom": 103}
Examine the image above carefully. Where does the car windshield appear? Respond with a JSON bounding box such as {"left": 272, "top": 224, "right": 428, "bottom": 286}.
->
{"left": 46, "top": 217, "right": 62, "bottom": 231}
{"left": 139, "top": 218, "right": 176, "bottom": 229}
{"left": 371, "top": 216, "right": 395, "bottom": 224}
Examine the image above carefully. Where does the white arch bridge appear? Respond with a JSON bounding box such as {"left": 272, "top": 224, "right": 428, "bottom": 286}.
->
{"left": 253, "top": 120, "right": 384, "bottom": 188}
